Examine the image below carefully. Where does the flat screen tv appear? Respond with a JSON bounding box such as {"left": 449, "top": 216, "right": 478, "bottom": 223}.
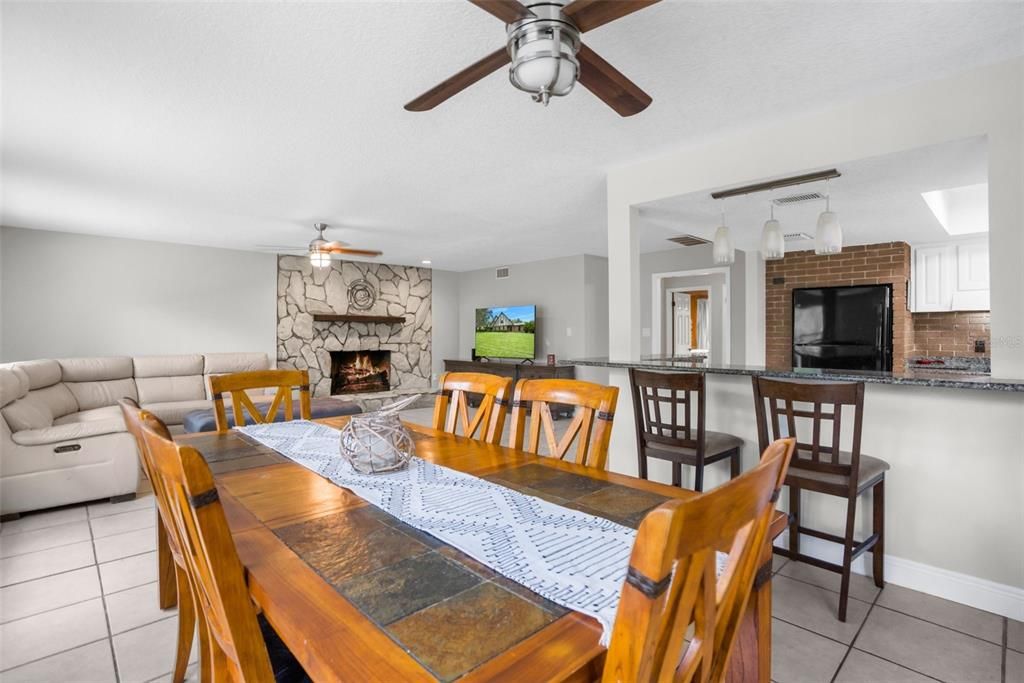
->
{"left": 475, "top": 305, "right": 536, "bottom": 360}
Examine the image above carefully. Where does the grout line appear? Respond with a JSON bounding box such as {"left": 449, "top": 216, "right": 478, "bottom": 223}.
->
{"left": 771, "top": 616, "right": 853, "bottom": 649}
{"left": 1003, "top": 617, "right": 1008, "bottom": 683}
{"left": 88, "top": 508, "right": 122, "bottom": 683}
{"left": 0, "top": 635, "right": 112, "bottom": 674}
{"left": 830, "top": 584, "right": 883, "bottom": 683}
{"left": 870, "top": 603, "right": 1007, "bottom": 648}
{"left": 0, "top": 592, "right": 104, "bottom": 627}
{"left": 0, "top": 530, "right": 94, "bottom": 559}
{"left": 846, "top": 647, "right": 946, "bottom": 683}
{"left": 0, "top": 559, "right": 99, "bottom": 589}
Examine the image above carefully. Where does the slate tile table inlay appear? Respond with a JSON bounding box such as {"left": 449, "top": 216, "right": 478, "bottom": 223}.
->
{"left": 180, "top": 418, "right": 787, "bottom": 682}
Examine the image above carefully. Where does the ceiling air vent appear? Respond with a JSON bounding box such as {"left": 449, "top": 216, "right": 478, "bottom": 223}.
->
{"left": 784, "top": 232, "right": 814, "bottom": 242}
{"left": 667, "top": 234, "right": 711, "bottom": 247}
{"left": 773, "top": 192, "right": 826, "bottom": 205}
{"left": 495, "top": 266, "right": 510, "bottom": 279}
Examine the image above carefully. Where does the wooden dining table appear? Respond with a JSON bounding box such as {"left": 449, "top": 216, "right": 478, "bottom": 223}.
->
{"left": 170, "top": 417, "right": 785, "bottom": 682}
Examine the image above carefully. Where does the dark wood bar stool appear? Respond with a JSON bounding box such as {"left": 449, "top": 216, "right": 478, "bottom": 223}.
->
{"left": 628, "top": 368, "right": 743, "bottom": 492}
{"left": 752, "top": 376, "right": 889, "bottom": 621}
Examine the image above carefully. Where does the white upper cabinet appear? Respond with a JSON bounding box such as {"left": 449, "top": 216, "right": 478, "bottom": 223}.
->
{"left": 911, "top": 237, "right": 990, "bottom": 312}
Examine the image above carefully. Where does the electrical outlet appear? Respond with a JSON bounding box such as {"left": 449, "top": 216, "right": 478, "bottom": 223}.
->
{"left": 974, "top": 339, "right": 986, "bottom": 353}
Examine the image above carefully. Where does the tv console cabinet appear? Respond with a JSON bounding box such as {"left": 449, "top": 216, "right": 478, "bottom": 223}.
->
{"left": 442, "top": 360, "right": 575, "bottom": 417}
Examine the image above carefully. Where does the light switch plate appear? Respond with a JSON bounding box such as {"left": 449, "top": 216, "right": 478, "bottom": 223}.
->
{"left": 642, "top": 328, "right": 651, "bottom": 338}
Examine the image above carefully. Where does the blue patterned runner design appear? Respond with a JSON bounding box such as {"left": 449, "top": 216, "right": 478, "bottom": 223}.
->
{"left": 237, "top": 420, "right": 636, "bottom": 643}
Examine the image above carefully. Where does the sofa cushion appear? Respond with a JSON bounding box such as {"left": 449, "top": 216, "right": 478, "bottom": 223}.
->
{"left": 58, "top": 357, "right": 134, "bottom": 383}
{"left": 0, "top": 367, "right": 29, "bottom": 408}
{"left": 13, "top": 360, "right": 62, "bottom": 390}
{"left": 136, "top": 376, "right": 206, "bottom": 405}
{"left": 11, "top": 418, "right": 127, "bottom": 446}
{"left": 203, "top": 353, "right": 269, "bottom": 399}
{"left": 66, "top": 378, "right": 138, "bottom": 411}
{"left": 29, "top": 384, "right": 79, "bottom": 420}
{"left": 141, "top": 399, "right": 213, "bottom": 426}
{"left": 133, "top": 354, "right": 204, "bottom": 378}
{"left": 2, "top": 394, "right": 53, "bottom": 432}
{"left": 54, "top": 405, "right": 124, "bottom": 425}
{"left": 182, "top": 397, "right": 362, "bottom": 433}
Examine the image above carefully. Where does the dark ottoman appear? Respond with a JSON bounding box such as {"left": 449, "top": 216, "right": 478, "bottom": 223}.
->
{"left": 183, "top": 397, "right": 362, "bottom": 433}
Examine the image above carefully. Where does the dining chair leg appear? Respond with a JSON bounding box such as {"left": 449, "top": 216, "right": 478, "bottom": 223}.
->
{"left": 729, "top": 449, "right": 741, "bottom": 479}
{"left": 872, "top": 478, "right": 885, "bottom": 588}
{"left": 838, "top": 495, "right": 858, "bottom": 622}
{"left": 172, "top": 567, "right": 194, "bottom": 683}
{"left": 787, "top": 485, "right": 801, "bottom": 558}
{"left": 672, "top": 463, "right": 682, "bottom": 487}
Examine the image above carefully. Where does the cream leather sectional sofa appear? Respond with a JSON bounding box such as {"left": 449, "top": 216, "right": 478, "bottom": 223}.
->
{"left": 0, "top": 352, "right": 269, "bottom": 517}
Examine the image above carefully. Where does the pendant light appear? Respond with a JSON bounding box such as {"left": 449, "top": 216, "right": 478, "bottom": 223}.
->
{"left": 760, "top": 202, "right": 785, "bottom": 260}
{"left": 815, "top": 180, "right": 843, "bottom": 255}
{"left": 712, "top": 208, "right": 735, "bottom": 265}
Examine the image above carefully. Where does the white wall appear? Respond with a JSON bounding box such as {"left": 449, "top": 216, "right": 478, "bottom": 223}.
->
{"left": 455, "top": 254, "right": 608, "bottom": 363}
{"left": 430, "top": 269, "right": 460, "bottom": 382}
{"left": 0, "top": 227, "right": 277, "bottom": 362}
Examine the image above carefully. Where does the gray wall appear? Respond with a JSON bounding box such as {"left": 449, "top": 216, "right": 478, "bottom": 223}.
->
{"left": 639, "top": 244, "right": 747, "bottom": 362}
{"left": 0, "top": 227, "right": 277, "bottom": 362}
{"left": 455, "top": 254, "right": 607, "bottom": 363}
{"left": 430, "top": 269, "right": 460, "bottom": 382}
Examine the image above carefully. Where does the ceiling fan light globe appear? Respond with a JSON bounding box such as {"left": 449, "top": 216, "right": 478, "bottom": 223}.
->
{"left": 761, "top": 218, "right": 785, "bottom": 260}
{"left": 309, "top": 250, "right": 331, "bottom": 268}
{"left": 510, "top": 39, "right": 577, "bottom": 95}
{"left": 815, "top": 211, "right": 843, "bottom": 255}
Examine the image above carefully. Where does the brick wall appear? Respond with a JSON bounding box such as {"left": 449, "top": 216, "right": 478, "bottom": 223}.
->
{"left": 765, "top": 242, "right": 912, "bottom": 370}
{"left": 911, "top": 311, "right": 991, "bottom": 358}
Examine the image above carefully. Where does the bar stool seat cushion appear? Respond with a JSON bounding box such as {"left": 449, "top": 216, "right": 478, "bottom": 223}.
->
{"left": 644, "top": 430, "right": 744, "bottom": 464}
{"left": 787, "top": 451, "right": 890, "bottom": 491}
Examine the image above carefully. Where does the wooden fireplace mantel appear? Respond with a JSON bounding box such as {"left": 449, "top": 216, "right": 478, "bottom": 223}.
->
{"left": 312, "top": 314, "right": 406, "bottom": 324}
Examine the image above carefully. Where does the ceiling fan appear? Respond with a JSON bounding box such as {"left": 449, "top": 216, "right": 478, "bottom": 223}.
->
{"left": 405, "top": 0, "right": 661, "bottom": 116}
{"left": 256, "top": 223, "right": 382, "bottom": 267}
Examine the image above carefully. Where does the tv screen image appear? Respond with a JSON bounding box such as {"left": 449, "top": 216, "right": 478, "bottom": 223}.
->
{"left": 475, "top": 305, "right": 536, "bottom": 360}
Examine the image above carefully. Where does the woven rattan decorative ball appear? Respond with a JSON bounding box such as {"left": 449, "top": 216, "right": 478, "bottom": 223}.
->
{"left": 338, "top": 396, "right": 419, "bottom": 474}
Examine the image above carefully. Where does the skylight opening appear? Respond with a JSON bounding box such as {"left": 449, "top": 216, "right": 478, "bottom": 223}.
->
{"left": 921, "top": 183, "right": 989, "bottom": 235}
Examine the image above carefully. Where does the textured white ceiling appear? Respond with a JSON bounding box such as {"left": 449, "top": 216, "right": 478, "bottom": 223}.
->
{"left": 637, "top": 135, "right": 989, "bottom": 253}
{"left": 2, "top": 1, "right": 1022, "bottom": 271}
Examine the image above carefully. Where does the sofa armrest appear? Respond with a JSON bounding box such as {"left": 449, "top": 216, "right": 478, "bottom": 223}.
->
{"left": 11, "top": 418, "right": 127, "bottom": 446}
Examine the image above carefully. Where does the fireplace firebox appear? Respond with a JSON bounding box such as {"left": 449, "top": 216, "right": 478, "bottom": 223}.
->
{"left": 330, "top": 350, "right": 391, "bottom": 395}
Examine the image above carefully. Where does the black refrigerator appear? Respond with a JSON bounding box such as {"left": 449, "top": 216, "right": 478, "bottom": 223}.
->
{"left": 792, "top": 285, "right": 893, "bottom": 371}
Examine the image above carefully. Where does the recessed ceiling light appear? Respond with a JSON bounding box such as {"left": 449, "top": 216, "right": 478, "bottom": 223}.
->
{"left": 421, "top": 260, "right": 432, "bottom": 265}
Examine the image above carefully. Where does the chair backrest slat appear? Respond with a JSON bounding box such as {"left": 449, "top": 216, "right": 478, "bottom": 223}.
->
{"left": 752, "top": 376, "right": 865, "bottom": 480}
{"left": 509, "top": 378, "right": 619, "bottom": 469}
{"left": 432, "top": 372, "right": 513, "bottom": 444}
{"left": 210, "top": 369, "right": 312, "bottom": 432}
{"left": 602, "top": 438, "right": 795, "bottom": 683}
{"left": 629, "top": 368, "right": 706, "bottom": 456}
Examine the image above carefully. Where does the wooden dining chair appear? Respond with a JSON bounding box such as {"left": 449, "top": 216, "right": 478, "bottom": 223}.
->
{"left": 210, "top": 369, "right": 312, "bottom": 433}
{"left": 119, "top": 399, "right": 198, "bottom": 683}
{"left": 603, "top": 437, "right": 795, "bottom": 683}
{"left": 134, "top": 410, "right": 308, "bottom": 682}
{"left": 752, "top": 376, "right": 888, "bottom": 622}
{"left": 509, "top": 378, "right": 619, "bottom": 469}
{"left": 432, "top": 372, "right": 513, "bottom": 444}
{"left": 628, "top": 368, "right": 743, "bottom": 492}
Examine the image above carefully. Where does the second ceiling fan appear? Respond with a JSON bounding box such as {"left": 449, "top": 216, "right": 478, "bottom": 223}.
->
{"left": 405, "top": 0, "right": 661, "bottom": 117}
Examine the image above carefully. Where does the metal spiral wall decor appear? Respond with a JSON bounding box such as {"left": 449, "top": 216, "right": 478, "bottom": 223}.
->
{"left": 347, "top": 279, "right": 378, "bottom": 311}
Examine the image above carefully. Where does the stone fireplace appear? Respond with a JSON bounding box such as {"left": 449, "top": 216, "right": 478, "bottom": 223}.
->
{"left": 276, "top": 256, "right": 432, "bottom": 402}
{"left": 330, "top": 350, "right": 391, "bottom": 395}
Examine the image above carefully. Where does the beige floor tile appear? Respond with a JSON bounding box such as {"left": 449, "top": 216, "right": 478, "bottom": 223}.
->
{"left": 855, "top": 607, "right": 1002, "bottom": 682}
{"left": 89, "top": 508, "right": 156, "bottom": 540}
{"left": 94, "top": 527, "right": 157, "bottom": 564}
{"left": 770, "top": 618, "right": 847, "bottom": 682}
{"left": 105, "top": 582, "right": 176, "bottom": 634}
{"left": 99, "top": 551, "right": 159, "bottom": 594}
{"left": 874, "top": 583, "right": 1003, "bottom": 645}
{"left": 0, "top": 541, "right": 95, "bottom": 587}
{"left": 0, "top": 639, "right": 116, "bottom": 683}
{"left": 0, "top": 521, "right": 92, "bottom": 559}
{"left": 771, "top": 575, "right": 870, "bottom": 644}
{"left": 0, "top": 507, "right": 88, "bottom": 536}
{"left": 1006, "top": 649, "right": 1024, "bottom": 683}
{"left": 112, "top": 615, "right": 198, "bottom": 683}
{"left": 777, "top": 560, "right": 881, "bottom": 603}
{"left": 147, "top": 661, "right": 200, "bottom": 683}
{"left": 87, "top": 495, "right": 155, "bottom": 519}
{"left": 0, "top": 566, "right": 101, "bottom": 623}
{"left": 834, "top": 649, "right": 933, "bottom": 682}
{"left": 0, "top": 598, "right": 108, "bottom": 670}
{"left": 1009, "top": 618, "right": 1024, "bottom": 653}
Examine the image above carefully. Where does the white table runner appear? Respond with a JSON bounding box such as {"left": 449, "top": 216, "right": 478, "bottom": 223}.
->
{"left": 237, "top": 420, "right": 638, "bottom": 643}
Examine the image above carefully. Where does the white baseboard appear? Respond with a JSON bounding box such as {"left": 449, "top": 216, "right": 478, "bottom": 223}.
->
{"left": 775, "top": 532, "right": 1024, "bottom": 621}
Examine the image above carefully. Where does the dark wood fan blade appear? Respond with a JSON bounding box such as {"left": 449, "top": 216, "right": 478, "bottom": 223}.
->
{"left": 467, "top": 0, "right": 535, "bottom": 24}
{"left": 576, "top": 43, "right": 652, "bottom": 116}
{"left": 405, "top": 47, "right": 511, "bottom": 111}
{"left": 562, "top": 0, "right": 661, "bottom": 33}
{"left": 323, "top": 244, "right": 383, "bottom": 257}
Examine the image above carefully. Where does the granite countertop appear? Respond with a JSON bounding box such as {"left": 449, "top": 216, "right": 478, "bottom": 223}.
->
{"left": 565, "top": 357, "right": 1024, "bottom": 393}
